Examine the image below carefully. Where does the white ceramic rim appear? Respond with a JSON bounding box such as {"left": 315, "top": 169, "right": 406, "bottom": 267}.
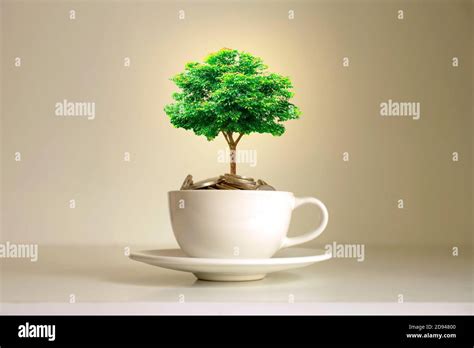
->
{"left": 168, "top": 190, "right": 294, "bottom": 194}
{"left": 130, "top": 248, "right": 332, "bottom": 266}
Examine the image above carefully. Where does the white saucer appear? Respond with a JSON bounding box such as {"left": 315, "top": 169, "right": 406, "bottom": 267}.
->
{"left": 129, "top": 248, "right": 332, "bottom": 281}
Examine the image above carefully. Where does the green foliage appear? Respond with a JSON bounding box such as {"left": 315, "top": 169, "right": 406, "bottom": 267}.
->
{"left": 164, "top": 49, "right": 301, "bottom": 141}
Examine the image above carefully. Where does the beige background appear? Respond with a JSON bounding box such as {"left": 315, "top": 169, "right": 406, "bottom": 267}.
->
{"left": 1, "top": 0, "right": 472, "bottom": 249}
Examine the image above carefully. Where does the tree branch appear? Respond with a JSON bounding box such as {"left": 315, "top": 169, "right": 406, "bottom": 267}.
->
{"left": 235, "top": 133, "right": 244, "bottom": 145}
{"left": 222, "top": 131, "right": 230, "bottom": 144}
{"left": 227, "top": 132, "right": 235, "bottom": 146}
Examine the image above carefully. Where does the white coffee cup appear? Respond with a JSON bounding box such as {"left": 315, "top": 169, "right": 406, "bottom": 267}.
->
{"left": 168, "top": 190, "right": 328, "bottom": 259}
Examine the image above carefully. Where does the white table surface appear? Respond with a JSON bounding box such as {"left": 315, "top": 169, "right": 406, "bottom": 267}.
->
{"left": 0, "top": 245, "right": 472, "bottom": 315}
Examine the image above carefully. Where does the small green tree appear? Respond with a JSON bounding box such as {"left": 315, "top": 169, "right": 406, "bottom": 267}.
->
{"left": 164, "top": 48, "right": 301, "bottom": 175}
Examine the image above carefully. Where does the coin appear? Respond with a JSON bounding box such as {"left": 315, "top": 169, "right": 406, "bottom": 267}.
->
{"left": 228, "top": 182, "right": 257, "bottom": 190}
{"left": 223, "top": 176, "right": 256, "bottom": 187}
{"left": 256, "top": 184, "right": 276, "bottom": 191}
{"left": 215, "top": 183, "right": 239, "bottom": 190}
{"left": 223, "top": 173, "right": 257, "bottom": 190}
{"left": 224, "top": 173, "right": 255, "bottom": 182}
{"left": 224, "top": 177, "right": 254, "bottom": 186}
{"left": 180, "top": 174, "right": 193, "bottom": 190}
{"left": 190, "top": 177, "right": 221, "bottom": 190}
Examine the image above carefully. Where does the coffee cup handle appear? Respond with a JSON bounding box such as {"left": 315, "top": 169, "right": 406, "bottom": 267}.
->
{"left": 280, "top": 197, "right": 329, "bottom": 248}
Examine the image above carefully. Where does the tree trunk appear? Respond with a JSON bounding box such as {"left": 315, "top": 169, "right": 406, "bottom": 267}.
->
{"left": 222, "top": 131, "right": 242, "bottom": 175}
{"left": 229, "top": 143, "right": 237, "bottom": 175}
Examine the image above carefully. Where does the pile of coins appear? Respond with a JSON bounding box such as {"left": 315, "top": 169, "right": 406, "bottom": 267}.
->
{"left": 180, "top": 174, "right": 276, "bottom": 191}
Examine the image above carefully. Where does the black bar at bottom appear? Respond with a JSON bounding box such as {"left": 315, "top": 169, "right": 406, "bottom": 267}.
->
{"left": 0, "top": 315, "right": 471, "bottom": 346}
